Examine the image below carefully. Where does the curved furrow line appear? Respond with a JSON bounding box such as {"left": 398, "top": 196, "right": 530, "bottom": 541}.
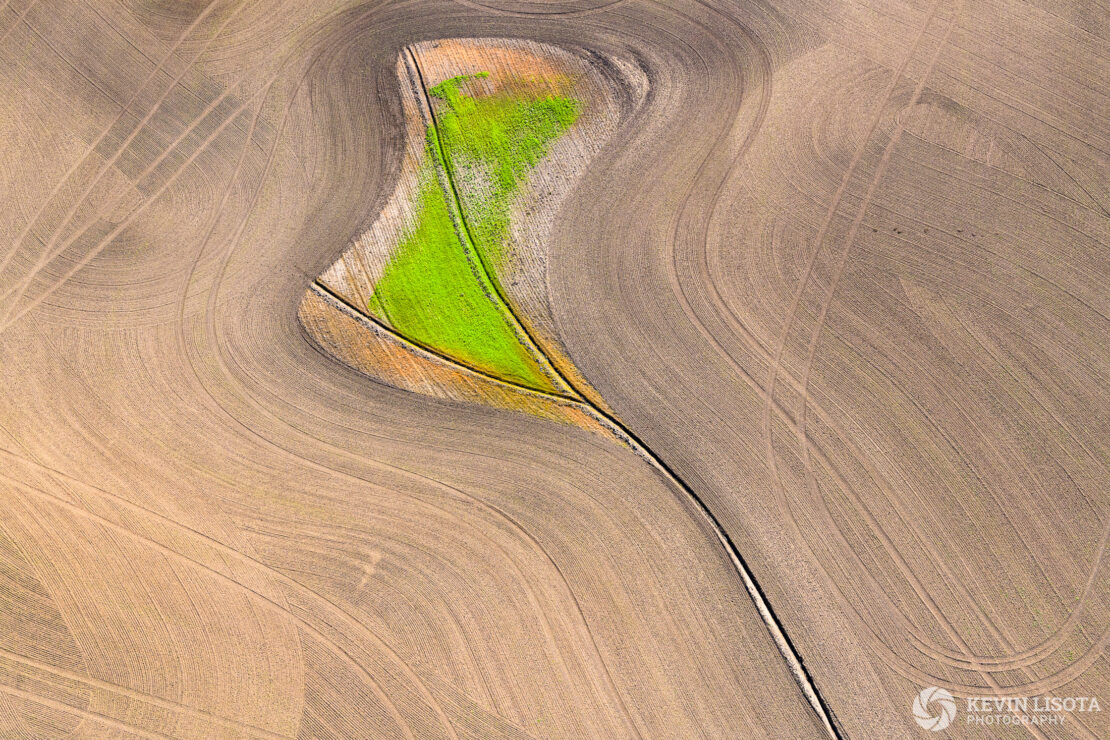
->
{"left": 785, "top": 3, "right": 1065, "bottom": 709}
{"left": 755, "top": 0, "right": 1002, "bottom": 696}
{"left": 795, "top": 4, "right": 1009, "bottom": 681}
{"left": 748, "top": 3, "right": 1106, "bottom": 730}
{"left": 0, "top": 0, "right": 39, "bottom": 48}
{"left": 0, "top": 646, "right": 291, "bottom": 739}
{"left": 0, "top": 421, "right": 571, "bottom": 740}
{"left": 450, "top": 0, "right": 631, "bottom": 19}
{"left": 0, "top": 469, "right": 422, "bottom": 740}
{"left": 787, "top": 6, "right": 1069, "bottom": 700}
{"left": 0, "top": 0, "right": 247, "bottom": 321}
{"left": 0, "top": 0, "right": 223, "bottom": 278}
{"left": 0, "top": 70, "right": 281, "bottom": 334}
{"left": 174, "top": 34, "right": 474, "bottom": 738}
{"left": 0, "top": 682, "right": 171, "bottom": 740}
{"left": 631, "top": 1, "right": 849, "bottom": 735}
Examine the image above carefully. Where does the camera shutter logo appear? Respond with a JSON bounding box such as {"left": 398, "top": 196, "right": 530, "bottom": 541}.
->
{"left": 913, "top": 686, "right": 957, "bottom": 731}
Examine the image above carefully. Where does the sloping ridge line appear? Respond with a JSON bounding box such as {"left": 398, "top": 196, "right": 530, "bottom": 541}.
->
{"left": 310, "top": 280, "right": 582, "bottom": 405}
{"left": 406, "top": 44, "right": 844, "bottom": 739}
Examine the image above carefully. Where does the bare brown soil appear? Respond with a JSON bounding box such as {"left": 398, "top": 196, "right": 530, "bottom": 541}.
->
{"left": 1, "top": 1, "right": 1107, "bottom": 738}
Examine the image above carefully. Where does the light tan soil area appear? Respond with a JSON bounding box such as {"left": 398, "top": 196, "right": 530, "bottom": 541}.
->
{"left": 1, "top": 1, "right": 1107, "bottom": 738}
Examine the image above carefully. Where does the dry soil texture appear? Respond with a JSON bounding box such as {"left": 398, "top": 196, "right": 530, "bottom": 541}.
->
{"left": 1, "top": 1, "right": 1108, "bottom": 739}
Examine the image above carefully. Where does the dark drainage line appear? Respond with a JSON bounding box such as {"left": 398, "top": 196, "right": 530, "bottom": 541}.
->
{"left": 407, "top": 46, "right": 843, "bottom": 740}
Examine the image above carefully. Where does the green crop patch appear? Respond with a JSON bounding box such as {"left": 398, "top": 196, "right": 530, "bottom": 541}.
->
{"left": 429, "top": 74, "right": 579, "bottom": 270}
{"left": 366, "top": 71, "right": 580, "bottom": 392}
{"left": 365, "top": 165, "right": 550, "bottom": 389}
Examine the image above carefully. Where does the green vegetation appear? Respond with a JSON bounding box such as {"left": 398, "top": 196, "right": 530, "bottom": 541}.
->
{"left": 430, "top": 74, "right": 579, "bottom": 268}
{"left": 366, "top": 72, "right": 579, "bottom": 391}
{"left": 366, "top": 165, "right": 550, "bottom": 388}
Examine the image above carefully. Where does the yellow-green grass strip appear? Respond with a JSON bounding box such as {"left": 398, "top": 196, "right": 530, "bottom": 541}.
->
{"left": 366, "top": 72, "right": 579, "bottom": 392}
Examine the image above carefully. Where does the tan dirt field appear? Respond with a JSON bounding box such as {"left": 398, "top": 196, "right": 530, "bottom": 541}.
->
{"left": 1, "top": 0, "right": 1107, "bottom": 738}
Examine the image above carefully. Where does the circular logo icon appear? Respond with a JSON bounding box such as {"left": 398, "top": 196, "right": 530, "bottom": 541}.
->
{"left": 913, "top": 686, "right": 957, "bottom": 731}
